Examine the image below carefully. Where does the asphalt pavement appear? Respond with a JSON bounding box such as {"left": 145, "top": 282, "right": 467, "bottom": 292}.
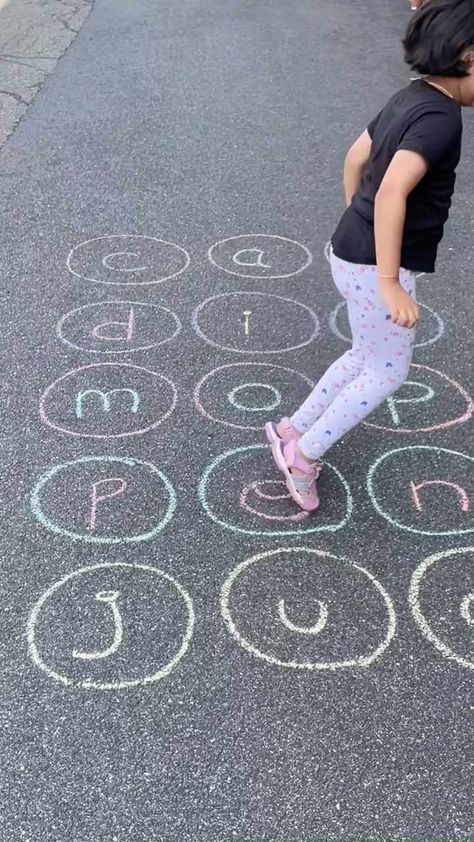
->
{"left": 0, "top": 1, "right": 472, "bottom": 840}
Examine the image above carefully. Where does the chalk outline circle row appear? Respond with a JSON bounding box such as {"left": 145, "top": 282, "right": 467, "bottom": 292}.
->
{"left": 66, "top": 235, "right": 190, "bottom": 286}
{"left": 364, "top": 363, "right": 474, "bottom": 434}
{"left": 192, "top": 291, "right": 320, "bottom": 354}
{"left": 220, "top": 547, "right": 397, "bottom": 670}
{"left": 194, "top": 363, "right": 313, "bottom": 431}
{"left": 208, "top": 234, "right": 313, "bottom": 279}
{"left": 328, "top": 299, "right": 444, "bottom": 349}
{"left": 409, "top": 546, "right": 474, "bottom": 671}
{"left": 367, "top": 445, "right": 474, "bottom": 536}
{"left": 56, "top": 300, "right": 182, "bottom": 355}
{"left": 30, "top": 456, "right": 176, "bottom": 544}
{"left": 198, "top": 444, "right": 353, "bottom": 536}
{"left": 27, "top": 562, "right": 195, "bottom": 689}
{"left": 38, "top": 362, "right": 177, "bottom": 439}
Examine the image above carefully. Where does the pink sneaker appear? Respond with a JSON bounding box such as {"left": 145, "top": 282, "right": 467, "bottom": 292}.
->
{"left": 273, "top": 438, "right": 321, "bottom": 512}
{"left": 264, "top": 417, "right": 298, "bottom": 446}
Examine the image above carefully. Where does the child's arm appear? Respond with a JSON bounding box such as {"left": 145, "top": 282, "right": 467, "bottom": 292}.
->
{"left": 374, "top": 149, "right": 426, "bottom": 328}
{"left": 343, "top": 130, "right": 372, "bottom": 206}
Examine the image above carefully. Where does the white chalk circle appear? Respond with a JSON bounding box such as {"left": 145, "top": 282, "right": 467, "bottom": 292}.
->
{"left": 367, "top": 446, "right": 474, "bottom": 536}
{"left": 194, "top": 363, "right": 312, "bottom": 431}
{"left": 67, "top": 235, "right": 190, "bottom": 286}
{"left": 198, "top": 444, "right": 353, "bottom": 536}
{"left": 192, "top": 291, "right": 320, "bottom": 354}
{"left": 221, "top": 548, "right": 396, "bottom": 670}
{"left": 329, "top": 299, "right": 444, "bottom": 349}
{"left": 208, "top": 235, "right": 313, "bottom": 279}
{"left": 39, "top": 362, "right": 177, "bottom": 439}
{"left": 410, "top": 547, "right": 474, "bottom": 671}
{"left": 57, "top": 301, "right": 182, "bottom": 355}
{"left": 28, "top": 562, "right": 195, "bottom": 689}
{"left": 31, "top": 456, "right": 176, "bottom": 544}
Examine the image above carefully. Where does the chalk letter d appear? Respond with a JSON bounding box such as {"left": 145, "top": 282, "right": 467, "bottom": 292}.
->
{"left": 92, "top": 307, "right": 135, "bottom": 342}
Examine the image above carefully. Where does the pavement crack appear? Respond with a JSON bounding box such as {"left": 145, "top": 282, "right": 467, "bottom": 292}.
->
{"left": 0, "top": 89, "right": 29, "bottom": 105}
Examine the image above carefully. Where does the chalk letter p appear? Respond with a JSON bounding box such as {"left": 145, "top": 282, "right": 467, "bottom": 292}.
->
{"left": 89, "top": 477, "right": 127, "bottom": 531}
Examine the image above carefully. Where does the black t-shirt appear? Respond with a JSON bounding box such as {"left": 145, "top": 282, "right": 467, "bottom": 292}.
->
{"left": 331, "top": 80, "right": 462, "bottom": 272}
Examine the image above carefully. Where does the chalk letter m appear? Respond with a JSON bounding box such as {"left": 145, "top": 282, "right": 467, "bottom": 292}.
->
{"left": 75, "top": 389, "right": 140, "bottom": 419}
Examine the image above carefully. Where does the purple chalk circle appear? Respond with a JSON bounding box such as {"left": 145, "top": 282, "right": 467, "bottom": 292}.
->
{"left": 208, "top": 234, "right": 312, "bottom": 279}
{"left": 66, "top": 235, "right": 190, "bottom": 286}
{"left": 57, "top": 301, "right": 181, "bottom": 355}
{"left": 39, "top": 362, "right": 177, "bottom": 439}
{"left": 194, "top": 362, "right": 313, "bottom": 431}
{"left": 192, "top": 291, "right": 320, "bottom": 354}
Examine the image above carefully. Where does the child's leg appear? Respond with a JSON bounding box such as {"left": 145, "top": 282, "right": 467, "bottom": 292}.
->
{"left": 291, "top": 255, "right": 368, "bottom": 433}
{"left": 299, "top": 264, "right": 416, "bottom": 460}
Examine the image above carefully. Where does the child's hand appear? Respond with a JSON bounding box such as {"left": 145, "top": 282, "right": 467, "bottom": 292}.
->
{"left": 381, "top": 285, "right": 419, "bottom": 328}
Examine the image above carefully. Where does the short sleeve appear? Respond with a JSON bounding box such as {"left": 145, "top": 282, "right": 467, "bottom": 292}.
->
{"left": 367, "top": 111, "right": 382, "bottom": 139}
{"left": 397, "top": 109, "right": 462, "bottom": 168}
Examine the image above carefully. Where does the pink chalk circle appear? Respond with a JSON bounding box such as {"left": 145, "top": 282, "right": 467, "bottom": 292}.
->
{"left": 364, "top": 364, "right": 473, "bottom": 433}
{"left": 194, "top": 362, "right": 313, "bottom": 431}
{"left": 67, "top": 235, "right": 190, "bottom": 286}
{"left": 56, "top": 301, "right": 181, "bottom": 355}
{"left": 39, "top": 362, "right": 177, "bottom": 439}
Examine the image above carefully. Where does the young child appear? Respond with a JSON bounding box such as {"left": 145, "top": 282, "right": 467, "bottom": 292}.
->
{"left": 266, "top": 0, "right": 473, "bottom": 511}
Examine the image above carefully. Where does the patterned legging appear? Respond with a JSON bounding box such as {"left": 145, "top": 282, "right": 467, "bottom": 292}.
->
{"left": 292, "top": 250, "right": 417, "bottom": 460}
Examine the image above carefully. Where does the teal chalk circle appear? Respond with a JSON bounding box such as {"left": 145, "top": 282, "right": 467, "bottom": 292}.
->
{"left": 227, "top": 383, "right": 281, "bottom": 413}
{"left": 198, "top": 444, "right": 353, "bottom": 537}
{"left": 31, "top": 456, "right": 176, "bottom": 544}
{"left": 367, "top": 446, "right": 474, "bottom": 536}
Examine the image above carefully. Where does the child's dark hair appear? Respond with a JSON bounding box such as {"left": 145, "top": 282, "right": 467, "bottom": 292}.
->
{"left": 403, "top": 0, "right": 474, "bottom": 77}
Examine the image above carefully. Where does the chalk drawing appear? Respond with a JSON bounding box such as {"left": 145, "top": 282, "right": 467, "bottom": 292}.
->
{"left": 385, "top": 381, "right": 435, "bottom": 426}
{"left": 233, "top": 248, "right": 271, "bottom": 269}
{"left": 410, "top": 480, "right": 470, "bottom": 513}
{"left": 220, "top": 547, "right": 396, "bottom": 670}
{"left": 39, "top": 362, "right": 177, "bottom": 439}
{"left": 194, "top": 362, "right": 312, "bottom": 431}
{"left": 409, "top": 547, "right": 474, "bottom": 670}
{"left": 278, "top": 598, "right": 328, "bottom": 636}
{"left": 198, "top": 444, "right": 353, "bottom": 536}
{"left": 73, "top": 591, "right": 123, "bottom": 660}
{"left": 460, "top": 592, "right": 474, "bottom": 627}
{"left": 31, "top": 456, "right": 176, "bottom": 544}
{"left": 208, "top": 234, "right": 312, "bottom": 279}
{"left": 329, "top": 299, "right": 444, "bottom": 349}
{"left": 324, "top": 241, "right": 332, "bottom": 263}
{"left": 192, "top": 291, "right": 320, "bottom": 354}
{"left": 89, "top": 478, "right": 127, "bottom": 531}
{"left": 367, "top": 446, "right": 474, "bottom": 536}
{"left": 227, "top": 383, "right": 281, "bottom": 413}
{"left": 57, "top": 301, "right": 181, "bottom": 355}
{"left": 364, "top": 364, "right": 473, "bottom": 433}
{"left": 242, "top": 310, "right": 251, "bottom": 336}
{"left": 28, "top": 562, "right": 195, "bottom": 689}
{"left": 67, "top": 235, "right": 190, "bottom": 286}
{"left": 240, "top": 480, "right": 309, "bottom": 523}
{"left": 75, "top": 388, "right": 140, "bottom": 419}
